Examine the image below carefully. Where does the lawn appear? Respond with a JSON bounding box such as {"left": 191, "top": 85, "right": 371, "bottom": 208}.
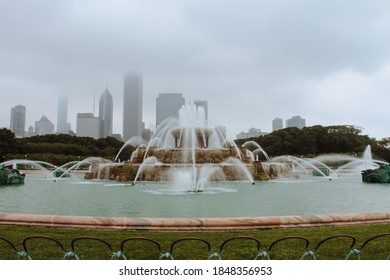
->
{"left": 1, "top": 223, "right": 389, "bottom": 260}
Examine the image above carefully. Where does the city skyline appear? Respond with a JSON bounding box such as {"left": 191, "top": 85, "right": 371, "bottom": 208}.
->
{"left": 1, "top": 1, "right": 390, "bottom": 140}
{"left": 4, "top": 90, "right": 309, "bottom": 140}
{"left": 1, "top": 80, "right": 318, "bottom": 140}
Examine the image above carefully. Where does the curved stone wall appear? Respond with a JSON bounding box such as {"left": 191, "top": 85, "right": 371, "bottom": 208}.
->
{"left": 0, "top": 211, "right": 389, "bottom": 231}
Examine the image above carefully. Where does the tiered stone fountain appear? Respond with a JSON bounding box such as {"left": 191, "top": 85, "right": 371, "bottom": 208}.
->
{"left": 89, "top": 102, "right": 280, "bottom": 191}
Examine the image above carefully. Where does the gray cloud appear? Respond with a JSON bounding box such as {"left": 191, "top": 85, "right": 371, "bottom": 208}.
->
{"left": 1, "top": 0, "right": 390, "bottom": 139}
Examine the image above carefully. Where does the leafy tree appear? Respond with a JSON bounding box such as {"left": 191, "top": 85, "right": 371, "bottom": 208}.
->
{"left": 237, "top": 125, "right": 376, "bottom": 158}
{"left": 372, "top": 138, "right": 390, "bottom": 162}
{"left": 0, "top": 128, "right": 17, "bottom": 161}
{"left": 1, "top": 133, "right": 135, "bottom": 165}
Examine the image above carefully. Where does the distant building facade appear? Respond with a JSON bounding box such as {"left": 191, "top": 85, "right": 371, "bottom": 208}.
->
{"left": 99, "top": 87, "right": 113, "bottom": 138}
{"left": 10, "top": 105, "right": 26, "bottom": 137}
{"left": 26, "top": 126, "right": 34, "bottom": 137}
{"left": 123, "top": 73, "right": 143, "bottom": 142}
{"left": 236, "top": 127, "right": 268, "bottom": 139}
{"left": 286, "top": 115, "right": 306, "bottom": 129}
{"left": 76, "top": 113, "right": 100, "bottom": 139}
{"left": 156, "top": 93, "right": 185, "bottom": 127}
{"left": 272, "top": 117, "right": 283, "bottom": 131}
{"left": 35, "top": 115, "right": 55, "bottom": 135}
{"left": 57, "top": 96, "right": 70, "bottom": 134}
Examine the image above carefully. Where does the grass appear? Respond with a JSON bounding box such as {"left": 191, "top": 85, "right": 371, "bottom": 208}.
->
{"left": 1, "top": 223, "right": 390, "bottom": 260}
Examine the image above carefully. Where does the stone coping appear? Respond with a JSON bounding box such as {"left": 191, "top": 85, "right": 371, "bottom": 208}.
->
{"left": 0, "top": 211, "right": 389, "bottom": 231}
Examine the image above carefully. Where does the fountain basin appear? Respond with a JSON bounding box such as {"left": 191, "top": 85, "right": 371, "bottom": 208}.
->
{"left": 1, "top": 174, "right": 390, "bottom": 218}
{"left": 1, "top": 211, "right": 389, "bottom": 231}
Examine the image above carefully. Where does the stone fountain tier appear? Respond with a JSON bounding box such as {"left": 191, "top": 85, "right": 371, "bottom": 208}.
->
{"left": 138, "top": 147, "right": 249, "bottom": 164}
{"left": 97, "top": 161, "right": 270, "bottom": 182}
{"left": 171, "top": 127, "right": 213, "bottom": 148}
{"left": 87, "top": 145, "right": 294, "bottom": 182}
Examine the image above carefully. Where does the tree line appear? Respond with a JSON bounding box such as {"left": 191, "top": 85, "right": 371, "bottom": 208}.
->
{"left": 236, "top": 125, "right": 390, "bottom": 161}
{"left": 0, "top": 128, "right": 133, "bottom": 166}
{"left": 1, "top": 125, "right": 390, "bottom": 165}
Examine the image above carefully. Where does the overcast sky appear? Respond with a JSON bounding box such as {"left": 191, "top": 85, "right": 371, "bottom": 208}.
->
{"left": 1, "top": 0, "right": 390, "bottom": 140}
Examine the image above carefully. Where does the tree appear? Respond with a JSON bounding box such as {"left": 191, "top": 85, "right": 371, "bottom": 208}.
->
{"left": 238, "top": 125, "right": 375, "bottom": 158}
{"left": 0, "top": 128, "right": 17, "bottom": 161}
{"left": 373, "top": 138, "right": 390, "bottom": 162}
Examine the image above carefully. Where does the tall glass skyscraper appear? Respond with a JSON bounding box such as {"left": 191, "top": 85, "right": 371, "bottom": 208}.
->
{"left": 99, "top": 87, "right": 113, "bottom": 138}
{"left": 57, "top": 96, "right": 69, "bottom": 134}
{"left": 123, "top": 73, "right": 143, "bottom": 141}
{"left": 10, "top": 105, "right": 26, "bottom": 137}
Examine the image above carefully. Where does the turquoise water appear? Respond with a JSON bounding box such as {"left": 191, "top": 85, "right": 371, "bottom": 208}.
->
{"left": 0, "top": 173, "right": 389, "bottom": 218}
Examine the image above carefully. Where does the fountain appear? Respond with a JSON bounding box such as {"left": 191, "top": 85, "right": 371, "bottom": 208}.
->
{"left": 360, "top": 145, "right": 390, "bottom": 183}
{"left": 0, "top": 163, "right": 25, "bottom": 185}
{"left": 87, "top": 101, "right": 387, "bottom": 190}
{"left": 89, "top": 102, "right": 276, "bottom": 191}
{"left": 1, "top": 159, "right": 59, "bottom": 171}
{"left": 1, "top": 135, "right": 390, "bottom": 230}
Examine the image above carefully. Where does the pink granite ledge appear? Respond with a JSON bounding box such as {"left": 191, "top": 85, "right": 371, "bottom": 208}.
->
{"left": 0, "top": 211, "right": 389, "bottom": 231}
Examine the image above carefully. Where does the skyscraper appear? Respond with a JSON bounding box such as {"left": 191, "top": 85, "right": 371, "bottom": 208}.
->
{"left": 76, "top": 113, "right": 100, "bottom": 139}
{"left": 99, "top": 87, "right": 113, "bottom": 138}
{"left": 286, "top": 115, "right": 306, "bottom": 129}
{"left": 57, "top": 96, "right": 69, "bottom": 134}
{"left": 35, "top": 115, "right": 55, "bottom": 135}
{"left": 123, "top": 73, "right": 143, "bottom": 141}
{"left": 156, "top": 93, "right": 185, "bottom": 127}
{"left": 272, "top": 117, "right": 283, "bottom": 131}
{"left": 10, "top": 105, "right": 26, "bottom": 137}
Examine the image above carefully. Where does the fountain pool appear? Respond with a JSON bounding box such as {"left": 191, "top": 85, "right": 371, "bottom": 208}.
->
{"left": 1, "top": 102, "right": 389, "bottom": 229}
{"left": 0, "top": 172, "right": 389, "bottom": 219}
